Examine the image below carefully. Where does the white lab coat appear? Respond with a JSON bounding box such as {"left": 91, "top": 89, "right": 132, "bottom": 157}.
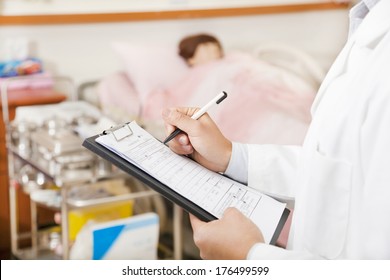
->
{"left": 247, "top": 0, "right": 390, "bottom": 259}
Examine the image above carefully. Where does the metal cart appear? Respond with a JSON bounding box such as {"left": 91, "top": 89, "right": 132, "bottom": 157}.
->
{"left": 1, "top": 76, "right": 183, "bottom": 260}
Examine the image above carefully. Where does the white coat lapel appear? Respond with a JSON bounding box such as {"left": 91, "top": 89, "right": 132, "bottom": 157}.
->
{"left": 311, "top": 0, "right": 390, "bottom": 115}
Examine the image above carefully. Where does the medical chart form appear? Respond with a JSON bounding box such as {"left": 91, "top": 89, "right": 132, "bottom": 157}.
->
{"left": 95, "top": 121, "right": 287, "bottom": 244}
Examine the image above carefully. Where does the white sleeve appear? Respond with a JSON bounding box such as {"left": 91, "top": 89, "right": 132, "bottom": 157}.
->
{"left": 247, "top": 144, "right": 301, "bottom": 201}
{"left": 247, "top": 243, "right": 320, "bottom": 259}
{"left": 225, "top": 143, "right": 301, "bottom": 201}
{"left": 224, "top": 142, "right": 248, "bottom": 184}
{"left": 245, "top": 145, "right": 304, "bottom": 259}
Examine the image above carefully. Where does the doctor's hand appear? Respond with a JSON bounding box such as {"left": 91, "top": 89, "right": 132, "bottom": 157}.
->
{"left": 162, "top": 107, "right": 232, "bottom": 173}
{"left": 190, "top": 207, "right": 265, "bottom": 260}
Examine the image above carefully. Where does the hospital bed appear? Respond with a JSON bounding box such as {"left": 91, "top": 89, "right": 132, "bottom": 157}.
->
{"left": 79, "top": 41, "right": 324, "bottom": 145}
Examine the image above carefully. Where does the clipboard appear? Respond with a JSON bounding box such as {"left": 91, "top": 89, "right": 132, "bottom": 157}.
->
{"left": 82, "top": 130, "right": 217, "bottom": 222}
{"left": 82, "top": 122, "right": 290, "bottom": 245}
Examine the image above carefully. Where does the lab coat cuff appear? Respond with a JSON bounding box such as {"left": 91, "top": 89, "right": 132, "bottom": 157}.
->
{"left": 247, "top": 243, "right": 318, "bottom": 260}
{"left": 247, "top": 243, "right": 288, "bottom": 259}
{"left": 224, "top": 142, "right": 248, "bottom": 184}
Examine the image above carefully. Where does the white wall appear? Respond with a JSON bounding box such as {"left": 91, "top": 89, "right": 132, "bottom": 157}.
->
{"left": 0, "top": 9, "right": 349, "bottom": 88}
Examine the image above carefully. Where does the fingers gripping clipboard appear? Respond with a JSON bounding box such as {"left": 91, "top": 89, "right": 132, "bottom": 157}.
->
{"left": 82, "top": 121, "right": 290, "bottom": 245}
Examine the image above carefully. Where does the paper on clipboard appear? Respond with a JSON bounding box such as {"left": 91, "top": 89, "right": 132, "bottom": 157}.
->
{"left": 92, "top": 121, "right": 288, "bottom": 244}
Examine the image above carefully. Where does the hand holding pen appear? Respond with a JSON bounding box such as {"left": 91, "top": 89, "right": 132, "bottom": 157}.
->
{"left": 162, "top": 91, "right": 232, "bottom": 173}
{"left": 163, "top": 91, "right": 228, "bottom": 144}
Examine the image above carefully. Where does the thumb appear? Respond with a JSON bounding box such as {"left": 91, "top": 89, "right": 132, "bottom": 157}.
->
{"left": 189, "top": 214, "right": 206, "bottom": 231}
{"left": 162, "top": 108, "right": 199, "bottom": 134}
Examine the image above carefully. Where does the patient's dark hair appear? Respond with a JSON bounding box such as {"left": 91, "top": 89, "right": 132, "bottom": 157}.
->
{"left": 178, "top": 33, "right": 222, "bottom": 61}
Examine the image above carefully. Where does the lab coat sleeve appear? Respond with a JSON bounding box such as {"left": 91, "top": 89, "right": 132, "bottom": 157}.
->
{"left": 224, "top": 142, "right": 249, "bottom": 184}
{"left": 247, "top": 144, "right": 301, "bottom": 201}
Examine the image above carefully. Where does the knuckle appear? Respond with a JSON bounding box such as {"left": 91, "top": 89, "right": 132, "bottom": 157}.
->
{"left": 171, "top": 110, "right": 185, "bottom": 125}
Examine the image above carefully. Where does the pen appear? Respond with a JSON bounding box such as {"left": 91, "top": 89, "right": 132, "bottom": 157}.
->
{"left": 163, "top": 91, "right": 228, "bottom": 144}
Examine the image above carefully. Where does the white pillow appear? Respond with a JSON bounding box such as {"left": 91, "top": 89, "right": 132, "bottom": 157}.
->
{"left": 112, "top": 42, "right": 189, "bottom": 103}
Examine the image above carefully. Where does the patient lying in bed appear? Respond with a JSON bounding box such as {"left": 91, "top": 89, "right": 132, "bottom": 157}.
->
{"left": 98, "top": 34, "right": 317, "bottom": 145}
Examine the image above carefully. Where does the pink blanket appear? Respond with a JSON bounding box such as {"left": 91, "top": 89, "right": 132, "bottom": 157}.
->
{"left": 142, "top": 52, "right": 315, "bottom": 144}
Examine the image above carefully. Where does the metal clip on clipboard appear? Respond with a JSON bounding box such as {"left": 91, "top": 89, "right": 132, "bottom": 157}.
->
{"left": 103, "top": 122, "right": 133, "bottom": 142}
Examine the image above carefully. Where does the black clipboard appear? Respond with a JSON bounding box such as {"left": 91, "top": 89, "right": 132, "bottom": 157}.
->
{"left": 82, "top": 128, "right": 290, "bottom": 245}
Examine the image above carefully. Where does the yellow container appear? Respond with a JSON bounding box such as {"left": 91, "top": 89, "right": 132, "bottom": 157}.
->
{"left": 68, "top": 200, "right": 133, "bottom": 241}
